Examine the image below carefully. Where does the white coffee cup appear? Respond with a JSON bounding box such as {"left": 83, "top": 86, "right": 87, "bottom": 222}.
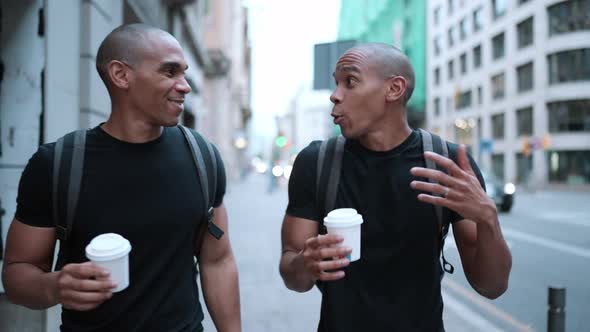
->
{"left": 85, "top": 233, "right": 132, "bottom": 292}
{"left": 324, "top": 208, "right": 364, "bottom": 262}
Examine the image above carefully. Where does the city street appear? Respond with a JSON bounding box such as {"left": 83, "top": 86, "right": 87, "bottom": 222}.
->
{"left": 200, "top": 173, "right": 590, "bottom": 331}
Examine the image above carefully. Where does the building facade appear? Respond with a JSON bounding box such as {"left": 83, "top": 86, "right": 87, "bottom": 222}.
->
{"left": 338, "top": 0, "right": 428, "bottom": 127}
{"left": 426, "top": 0, "right": 590, "bottom": 187}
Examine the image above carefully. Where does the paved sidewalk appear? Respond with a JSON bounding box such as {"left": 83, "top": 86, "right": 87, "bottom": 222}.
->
{"left": 200, "top": 174, "right": 490, "bottom": 331}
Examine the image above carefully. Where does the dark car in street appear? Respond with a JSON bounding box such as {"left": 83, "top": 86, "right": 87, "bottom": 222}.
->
{"left": 482, "top": 172, "right": 515, "bottom": 212}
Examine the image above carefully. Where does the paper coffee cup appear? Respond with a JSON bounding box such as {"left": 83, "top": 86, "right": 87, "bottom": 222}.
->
{"left": 85, "top": 233, "right": 132, "bottom": 292}
{"left": 324, "top": 208, "right": 363, "bottom": 261}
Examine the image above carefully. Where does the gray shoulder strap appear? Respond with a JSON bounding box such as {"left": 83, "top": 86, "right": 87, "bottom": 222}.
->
{"left": 419, "top": 129, "right": 443, "bottom": 229}
{"left": 316, "top": 139, "right": 329, "bottom": 203}
{"left": 53, "top": 137, "right": 64, "bottom": 234}
{"left": 325, "top": 136, "right": 345, "bottom": 214}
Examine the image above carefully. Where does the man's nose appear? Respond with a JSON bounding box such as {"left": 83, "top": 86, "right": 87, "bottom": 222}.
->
{"left": 330, "top": 88, "right": 342, "bottom": 104}
{"left": 176, "top": 77, "right": 191, "bottom": 94}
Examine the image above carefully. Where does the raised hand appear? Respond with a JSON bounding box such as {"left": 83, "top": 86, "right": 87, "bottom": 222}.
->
{"left": 55, "top": 262, "right": 117, "bottom": 311}
{"left": 409, "top": 144, "right": 496, "bottom": 224}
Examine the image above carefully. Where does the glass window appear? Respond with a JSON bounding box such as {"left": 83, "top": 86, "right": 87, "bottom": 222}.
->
{"left": 434, "top": 97, "right": 441, "bottom": 116}
{"left": 517, "top": 62, "right": 534, "bottom": 92}
{"left": 473, "top": 7, "right": 483, "bottom": 32}
{"left": 460, "top": 53, "right": 467, "bottom": 74}
{"left": 548, "top": 99, "right": 590, "bottom": 132}
{"left": 434, "top": 6, "right": 441, "bottom": 26}
{"left": 519, "top": 0, "right": 531, "bottom": 4}
{"left": 517, "top": 16, "right": 534, "bottom": 49}
{"left": 460, "top": 18, "right": 468, "bottom": 40}
{"left": 434, "top": 67, "right": 440, "bottom": 86}
{"left": 457, "top": 90, "right": 472, "bottom": 109}
{"left": 491, "top": 73, "right": 505, "bottom": 100}
{"left": 473, "top": 44, "right": 482, "bottom": 68}
{"left": 516, "top": 106, "right": 533, "bottom": 136}
{"left": 516, "top": 153, "right": 533, "bottom": 184}
{"left": 448, "top": 0, "right": 455, "bottom": 15}
{"left": 434, "top": 36, "right": 441, "bottom": 56}
{"left": 548, "top": 0, "right": 590, "bottom": 36}
{"left": 448, "top": 59, "right": 455, "bottom": 80}
{"left": 492, "top": 0, "right": 506, "bottom": 20}
{"left": 447, "top": 97, "right": 452, "bottom": 113}
{"left": 547, "top": 150, "right": 590, "bottom": 184}
{"left": 477, "top": 86, "right": 483, "bottom": 104}
{"left": 492, "top": 113, "right": 505, "bottom": 139}
{"left": 548, "top": 48, "right": 590, "bottom": 84}
{"left": 492, "top": 153, "right": 505, "bottom": 181}
{"left": 492, "top": 32, "right": 505, "bottom": 60}
{"left": 448, "top": 27, "right": 455, "bottom": 47}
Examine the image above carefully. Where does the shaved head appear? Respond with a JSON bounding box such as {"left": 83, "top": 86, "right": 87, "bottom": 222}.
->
{"left": 348, "top": 43, "right": 415, "bottom": 105}
{"left": 96, "top": 24, "right": 173, "bottom": 87}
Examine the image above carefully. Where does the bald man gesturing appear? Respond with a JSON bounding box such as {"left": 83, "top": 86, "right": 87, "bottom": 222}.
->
{"left": 279, "top": 43, "right": 511, "bottom": 332}
{"left": 2, "top": 24, "right": 241, "bottom": 332}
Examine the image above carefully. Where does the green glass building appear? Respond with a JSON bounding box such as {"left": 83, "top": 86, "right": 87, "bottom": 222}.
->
{"left": 338, "top": 0, "right": 427, "bottom": 127}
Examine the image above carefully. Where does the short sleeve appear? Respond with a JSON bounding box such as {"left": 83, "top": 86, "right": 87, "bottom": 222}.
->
{"left": 14, "top": 143, "right": 55, "bottom": 228}
{"left": 285, "top": 141, "right": 322, "bottom": 222}
{"left": 211, "top": 143, "right": 226, "bottom": 207}
{"left": 446, "top": 143, "right": 486, "bottom": 224}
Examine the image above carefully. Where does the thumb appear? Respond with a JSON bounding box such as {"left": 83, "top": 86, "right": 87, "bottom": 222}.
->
{"left": 457, "top": 144, "right": 474, "bottom": 174}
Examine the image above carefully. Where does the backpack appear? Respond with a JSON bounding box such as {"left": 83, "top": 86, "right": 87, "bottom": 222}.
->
{"left": 315, "top": 129, "right": 455, "bottom": 276}
{"left": 51, "top": 125, "right": 224, "bottom": 270}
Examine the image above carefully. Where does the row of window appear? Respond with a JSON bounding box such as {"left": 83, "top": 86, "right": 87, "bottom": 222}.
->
{"left": 433, "top": 0, "right": 589, "bottom": 57}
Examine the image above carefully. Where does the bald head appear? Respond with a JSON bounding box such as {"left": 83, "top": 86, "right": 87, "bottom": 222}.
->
{"left": 95, "top": 24, "right": 173, "bottom": 87}
{"left": 348, "top": 43, "right": 415, "bottom": 105}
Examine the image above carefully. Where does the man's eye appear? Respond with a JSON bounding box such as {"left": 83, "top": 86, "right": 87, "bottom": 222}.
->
{"left": 346, "top": 77, "right": 356, "bottom": 86}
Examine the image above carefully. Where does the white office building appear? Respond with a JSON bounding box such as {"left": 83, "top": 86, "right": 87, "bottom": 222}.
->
{"left": 426, "top": 0, "right": 590, "bottom": 187}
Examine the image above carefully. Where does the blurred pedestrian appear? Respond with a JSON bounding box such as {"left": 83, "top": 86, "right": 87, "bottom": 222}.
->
{"left": 279, "top": 42, "right": 511, "bottom": 331}
{"left": 2, "top": 24, "right": 241, "bottom": 332}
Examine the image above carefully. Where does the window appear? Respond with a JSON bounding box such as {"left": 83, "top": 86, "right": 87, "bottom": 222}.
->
{"left": 434, "top": 36, "right": 441, "bottom": 56}
{"left": 448, "top": 60, "right": 455, "bottom": 80}
{"left": 547, "top": 150, "right": 590, "bottom": 184}
{"left": 492, "top": 113, "right": 505, "bottom": 139}
{"left": 448, "top": 27, "right": 455, "bottom": 47}
{"left": 473, "top": 8, "right": 483, "bottom": 32}
{"left": 473, "top": 45, "right": 482, "bottom": 68}
{"left": 548, "top": 99, "right": 590, "bottom": 132}
{"left": 519, "top": 0, "right": 531, "bottom": 4}
{"left": 448, "top": 0, "right": 455, "bottom": 15}
{"left": 434, "top": 67, "right": 441, "bottom": 86}
{"left": 460, "top": 53, "right": 467, "bottom": 74}
{"left": 460, "top": 18, "right": 468, "bottom": 40}
{"left": 434, "top": 6, "right": 441, "bottom": 26}
{"left": 516, "top": 153, "right": 533, "bottom": 184}
{"left": 456, "top": 90, "right": 472, "bottom": 109}
{"left": 491, "top": 73, "right": 505, "bottom": 99}
{"left": 548, "top": 48, "right": 590, "bottom": 84}
{"left": 447, "top": 97, "right": 452, "bottom": 113}
{"left": 548, "top": 0, "right": 590, "bottom": 36}
{"left": 517, "top": 62, "right": 534, "bottom": 92}
{"left": 516, "top": 106, "right": 533, "bottom": 136}
{"left": 434, "top": 97, "right": 441, "bottom": 116}
{"left": 477, "top": 86, "right": 483, "bottom": 104}
{"left": 492, "top": 32, "right": 505, "bottom": 59}
{"left": 492, "top": 0, "right": 506, "bottom": 20}
{"left": 404, "top": 18, "right": 412, "bottom": 36}
{"left": 492, "top": 153, "right": 505, "bottom": 181}
{"left": 517, "top": 16, "right": 534, "bottom": 49}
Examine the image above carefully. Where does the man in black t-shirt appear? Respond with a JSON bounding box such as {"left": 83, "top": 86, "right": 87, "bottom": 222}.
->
{"left": 279, "top": 43, "right": 512, "bottom": 331}
{"left": 2, "top": 24, "right": 241, "bottom": 331}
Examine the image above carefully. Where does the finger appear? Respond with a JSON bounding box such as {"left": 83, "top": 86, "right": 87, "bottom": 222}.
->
{"left": 318, "top": 246, "right": 352, "bottom": 260}
{"left": 61, "top": 289, "right": 113, "bottom": 306}
{"left": 64, "top": 262, "right": 110, "bottom": 279}
{"left": 410, "top": 167, "right": 457, "bottom": 187}
{"left": 315, "top": 233, "right": 344, "bottom": 246}
{"left": 457, "top": 145, "right": 474, "bottom": 174}
{"left": 416, "top": 193, "right": 460, "bottom": 210}
{"left": 317, "top": 258, "right": 350, "bottom": 272}
{"left": 68, "top": 278, "right": 117, "bottom": 292}
{"left": 410, "top": 181, "right": 450, "bottom": 197}
{"left": 423, "top": 151, "right": 464, "bottom": 176}
{"left": 318, "top": 270, "right": 346, "bottom": 281}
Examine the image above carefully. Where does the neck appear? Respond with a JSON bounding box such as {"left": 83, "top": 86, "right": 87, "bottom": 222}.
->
{"left": 358, "top": 110, "right": 412, "bottom": 151}
{"left": 101, "top": 106, "right": 163, "bottom": 143}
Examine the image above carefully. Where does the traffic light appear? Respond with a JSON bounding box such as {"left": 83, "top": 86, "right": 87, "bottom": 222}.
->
{"left": 275, "top": 135, "right": 287, "bottom": 148}
{"left": 522, "top": 138, "right": 530, "bottom": 156}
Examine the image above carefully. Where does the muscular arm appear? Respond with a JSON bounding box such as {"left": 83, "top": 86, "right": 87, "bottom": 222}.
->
{"left": 197, "top": 203, "right": 241, "bottom": 332}
{"left": 453, "top": 214, "right": 512, "bottom": 299}
{"left": 1, "top": 219, "right": 60, "bottom": 309}
{"left": 279, "top": 215, "right": 319, "bottom": 292}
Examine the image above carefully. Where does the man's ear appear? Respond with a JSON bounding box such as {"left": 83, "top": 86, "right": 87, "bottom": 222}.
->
{"left": 385, "top": 76, "right": 406, "bottom": 103}
{"left": 108, "top": 60, "right": 131, "bottom": 90}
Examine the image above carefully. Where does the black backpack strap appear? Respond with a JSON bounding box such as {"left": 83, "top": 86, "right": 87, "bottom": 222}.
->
{"left": 419, "top": 129, "right": 454, "bottom": 275}
{"left": 179, "top": 126, "right": 224, "bottom": 246}
{"left": 53, "top": 129, "right": 86, "bottom": 270}
{"left": 316, "top": 136, "right": 345, "bottom": 234}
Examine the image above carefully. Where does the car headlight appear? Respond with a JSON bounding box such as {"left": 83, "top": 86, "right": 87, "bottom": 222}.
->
{"left": 504, "top": 183, "right": 516, "bottom": 195}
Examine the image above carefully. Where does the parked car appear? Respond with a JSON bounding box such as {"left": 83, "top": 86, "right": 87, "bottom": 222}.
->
{"left": 482, "top": 172, "right": 515, "bottom": 212}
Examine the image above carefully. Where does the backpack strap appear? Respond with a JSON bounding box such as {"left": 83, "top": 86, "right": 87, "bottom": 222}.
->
{"left": 316, "top": 135, "right": 346, "bottom": 234}
{"left": 179, "top": 126, "right": 224, "bottom": 257}
{"left": 419, "top": 129, "right": 454, "bottom": 275}
{"left": 53, "top": 129, "right": 86, "bottom": 270}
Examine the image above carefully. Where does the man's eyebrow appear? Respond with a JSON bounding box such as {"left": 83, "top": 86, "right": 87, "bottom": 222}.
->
{"left": 158, "top": 61, "right": 188, "bottom": 71}
{"left": 335, "top": 65, "right": 361, "bottom": 74}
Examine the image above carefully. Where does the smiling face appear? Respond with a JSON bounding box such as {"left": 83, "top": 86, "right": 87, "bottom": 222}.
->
{"left": 125, "top": 32, "right": 191, "bottom": 127}
{"left": 330, "top": 48, "right": 391, "bottom": 139}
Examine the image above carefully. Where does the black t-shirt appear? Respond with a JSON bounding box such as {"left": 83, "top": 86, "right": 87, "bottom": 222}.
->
{"left": 286, "top": 130, "right": 484, "bottom": 332}
{"left": 15, "top": 125, "right": 226, "bottom": 332}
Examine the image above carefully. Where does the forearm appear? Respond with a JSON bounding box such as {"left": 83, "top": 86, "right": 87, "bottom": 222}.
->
{"left": 200, "top": 255, "right": 241, "bottom": 332}
{"left": 279, "top": 250, "right": 314, "bottom": 292}
{"left": 468, "top": 215, "right": 512, "bottom": 298}
{"left": 2, "top": 263, "right": 59, "bottom": 309}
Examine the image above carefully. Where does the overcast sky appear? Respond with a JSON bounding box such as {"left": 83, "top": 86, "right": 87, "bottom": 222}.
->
{"left": 246, "top": 0, "right": 340, "bottom": 155}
